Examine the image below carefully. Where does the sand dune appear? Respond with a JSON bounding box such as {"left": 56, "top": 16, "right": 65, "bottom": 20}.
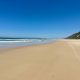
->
{"left": 0, "top": 40, "right": 80, "bottom": 80}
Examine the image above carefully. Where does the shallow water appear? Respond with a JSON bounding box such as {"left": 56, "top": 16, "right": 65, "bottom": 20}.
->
{"left": 0, "top": 39, "right": 54, "bottom": 49}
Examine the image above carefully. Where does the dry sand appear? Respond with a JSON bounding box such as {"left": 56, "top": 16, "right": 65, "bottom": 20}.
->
{"left": 0, "top": 40, "right": 80, "bottom": 80}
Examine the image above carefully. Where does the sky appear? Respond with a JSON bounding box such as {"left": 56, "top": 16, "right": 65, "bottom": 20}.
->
{"left": 0, "top": 0, "right": 80, "bottom": 38}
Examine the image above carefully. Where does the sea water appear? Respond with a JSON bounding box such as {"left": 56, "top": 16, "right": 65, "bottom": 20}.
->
{"left": 0, "top": 38, "right": 54, "bottom": 49}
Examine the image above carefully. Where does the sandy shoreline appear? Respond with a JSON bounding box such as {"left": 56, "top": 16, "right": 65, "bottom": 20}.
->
{"left": 0, "top": 39, "right": 80, "bottom": 80}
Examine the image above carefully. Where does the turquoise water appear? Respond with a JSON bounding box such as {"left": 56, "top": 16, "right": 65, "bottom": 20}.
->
{"left": 0, "top": 39, "right": 54, "bottom": 48}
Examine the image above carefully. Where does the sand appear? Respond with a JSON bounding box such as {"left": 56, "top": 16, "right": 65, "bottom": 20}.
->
{"left": 0, "top": 40, "right": 80, "bottom": 80}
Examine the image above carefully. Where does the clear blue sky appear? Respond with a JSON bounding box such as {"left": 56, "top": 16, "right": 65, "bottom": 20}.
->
{"left": 0, "top": 0, "right": 80, "bottom": 38}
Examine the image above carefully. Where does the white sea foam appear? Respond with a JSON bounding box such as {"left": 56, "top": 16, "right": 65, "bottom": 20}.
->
{"left": 0, "top": 40, "right": 32, "bottom": 43}
{"left": 0, "top": 39, "right": 32, "bottom": 43}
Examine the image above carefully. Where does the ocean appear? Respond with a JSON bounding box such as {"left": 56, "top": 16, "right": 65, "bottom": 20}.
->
{"left": 0, "top": 38, "right": 54, "bottom": 48}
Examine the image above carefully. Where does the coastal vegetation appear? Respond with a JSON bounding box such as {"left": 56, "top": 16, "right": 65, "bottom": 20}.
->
{"left": 66, "top": 32, "right": 80, "bottom": 39}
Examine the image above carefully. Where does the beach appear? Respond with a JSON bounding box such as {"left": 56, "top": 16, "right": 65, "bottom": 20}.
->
{"left": 0, "top": 39, "right": 80, "bottom": 80}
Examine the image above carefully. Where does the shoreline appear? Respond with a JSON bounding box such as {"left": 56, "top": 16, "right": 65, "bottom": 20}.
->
{"left": 0, "top": 39, "right": 80, "bottom": 53}
{"left": 0, "top": 39, "right": 56, "bottom": 50}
